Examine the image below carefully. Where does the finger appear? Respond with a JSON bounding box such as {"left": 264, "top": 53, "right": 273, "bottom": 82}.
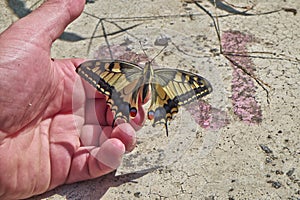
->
{"left": 99, "top": 126, "right": 113, "bottom": 146}
{"left": 80, "top": 124, "right": 101, "bottom": 146}
{"left": 79, "top": 125, "right": 113, "bottom": 147}
{"left": 80, "top": 123, "right": 137, "bottom": 153}
{"left": 111, "top": 123, "right": 136, "bottom": 152}
{"left": 66, "top": 138, "right": 125, "bottom": 183}
{"left": 6, "top": 0, "right": 85, "bottom": 46}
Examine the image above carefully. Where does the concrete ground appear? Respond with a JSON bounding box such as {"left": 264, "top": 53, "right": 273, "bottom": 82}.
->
{"left": 1, "top": 0, "right": 299, "bottom": 199}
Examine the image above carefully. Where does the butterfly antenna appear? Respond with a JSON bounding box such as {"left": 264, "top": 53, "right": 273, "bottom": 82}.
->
{"left": 139, "top": 41, "right": 167, "bottom": 64}
{"left": 138, "top": 40, "right": 149, "bottom": 60}
{"left": 150, "top": 45, "right": 168, "bottom": 64}
{"left": 165, "top": 123, "right": 169, "bottom": 137}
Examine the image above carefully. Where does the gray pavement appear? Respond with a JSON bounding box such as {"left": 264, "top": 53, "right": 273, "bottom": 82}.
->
{"left": 1, "top": 0, "right": 299, "bottom": 199}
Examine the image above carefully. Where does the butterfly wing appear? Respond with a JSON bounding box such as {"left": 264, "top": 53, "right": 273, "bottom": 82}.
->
{"left": 154, "top": 68, "right": 212, "bottom": 103}
{"left": 148, "top": 68, "right": 212, "bottom": 135}
{"left": 76, "top": 60, "right": 144, "bottom": 124}
{"left": 147, "top": 83, "right": 178, "bottom": 136}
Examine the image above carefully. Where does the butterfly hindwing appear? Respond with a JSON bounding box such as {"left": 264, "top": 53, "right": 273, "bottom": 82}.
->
{"left": 147, "top": 83, "right": 179, "bottom": 136}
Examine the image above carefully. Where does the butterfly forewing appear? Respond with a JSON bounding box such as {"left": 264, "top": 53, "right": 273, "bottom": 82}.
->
{"left": 153, "top": 68, "right": 212, "bottom": 105}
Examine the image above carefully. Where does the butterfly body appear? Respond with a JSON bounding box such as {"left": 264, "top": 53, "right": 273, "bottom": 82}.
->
{"left": 76, "top": 60, "right": 212, "bottom": 136}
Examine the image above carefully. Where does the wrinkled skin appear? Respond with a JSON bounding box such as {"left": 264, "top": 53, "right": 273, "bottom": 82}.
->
{"left": 0, "top": 0, "right": 144, "bottom": 199}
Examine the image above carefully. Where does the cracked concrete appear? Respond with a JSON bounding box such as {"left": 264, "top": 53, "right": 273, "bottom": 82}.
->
{"left": 1, "top": 0, "right": 299, "bottom": 199}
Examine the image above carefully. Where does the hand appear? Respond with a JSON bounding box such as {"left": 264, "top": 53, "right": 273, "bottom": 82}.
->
{"left": 0, "top": 0, "right": 144, "bottom": 199}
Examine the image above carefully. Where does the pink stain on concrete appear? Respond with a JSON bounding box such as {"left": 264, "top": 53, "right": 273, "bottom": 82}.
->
{"left": 222, "top": 31, "right": 262, "bottom": 124}
{"left": 185, "top": 101, "right": 230, "bottom": 130}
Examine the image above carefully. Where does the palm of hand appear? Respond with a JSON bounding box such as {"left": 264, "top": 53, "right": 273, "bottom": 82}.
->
{"left": 0, "top": 2, "right": 143, "bottom": 199}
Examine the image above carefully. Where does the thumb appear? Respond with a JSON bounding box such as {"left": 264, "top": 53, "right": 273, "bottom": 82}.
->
{"left": 5, "top": 0, "right": 85, "bottom": 47}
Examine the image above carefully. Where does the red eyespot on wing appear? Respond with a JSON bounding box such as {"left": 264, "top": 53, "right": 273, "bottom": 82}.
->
{"left": 148, "top": 110, "right": 155, "bottom": 120}
{"left": 130, "top": 107, "right": 137, "bottom": 118}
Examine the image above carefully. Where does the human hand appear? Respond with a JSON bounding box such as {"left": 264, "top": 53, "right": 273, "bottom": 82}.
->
{"left": 0, "top": 0, "right": 144, "bottom": 199}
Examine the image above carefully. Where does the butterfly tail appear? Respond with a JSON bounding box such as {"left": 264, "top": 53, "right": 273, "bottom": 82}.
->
{"left": 165, "top": 122, "right": 169, "bottom": 137}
